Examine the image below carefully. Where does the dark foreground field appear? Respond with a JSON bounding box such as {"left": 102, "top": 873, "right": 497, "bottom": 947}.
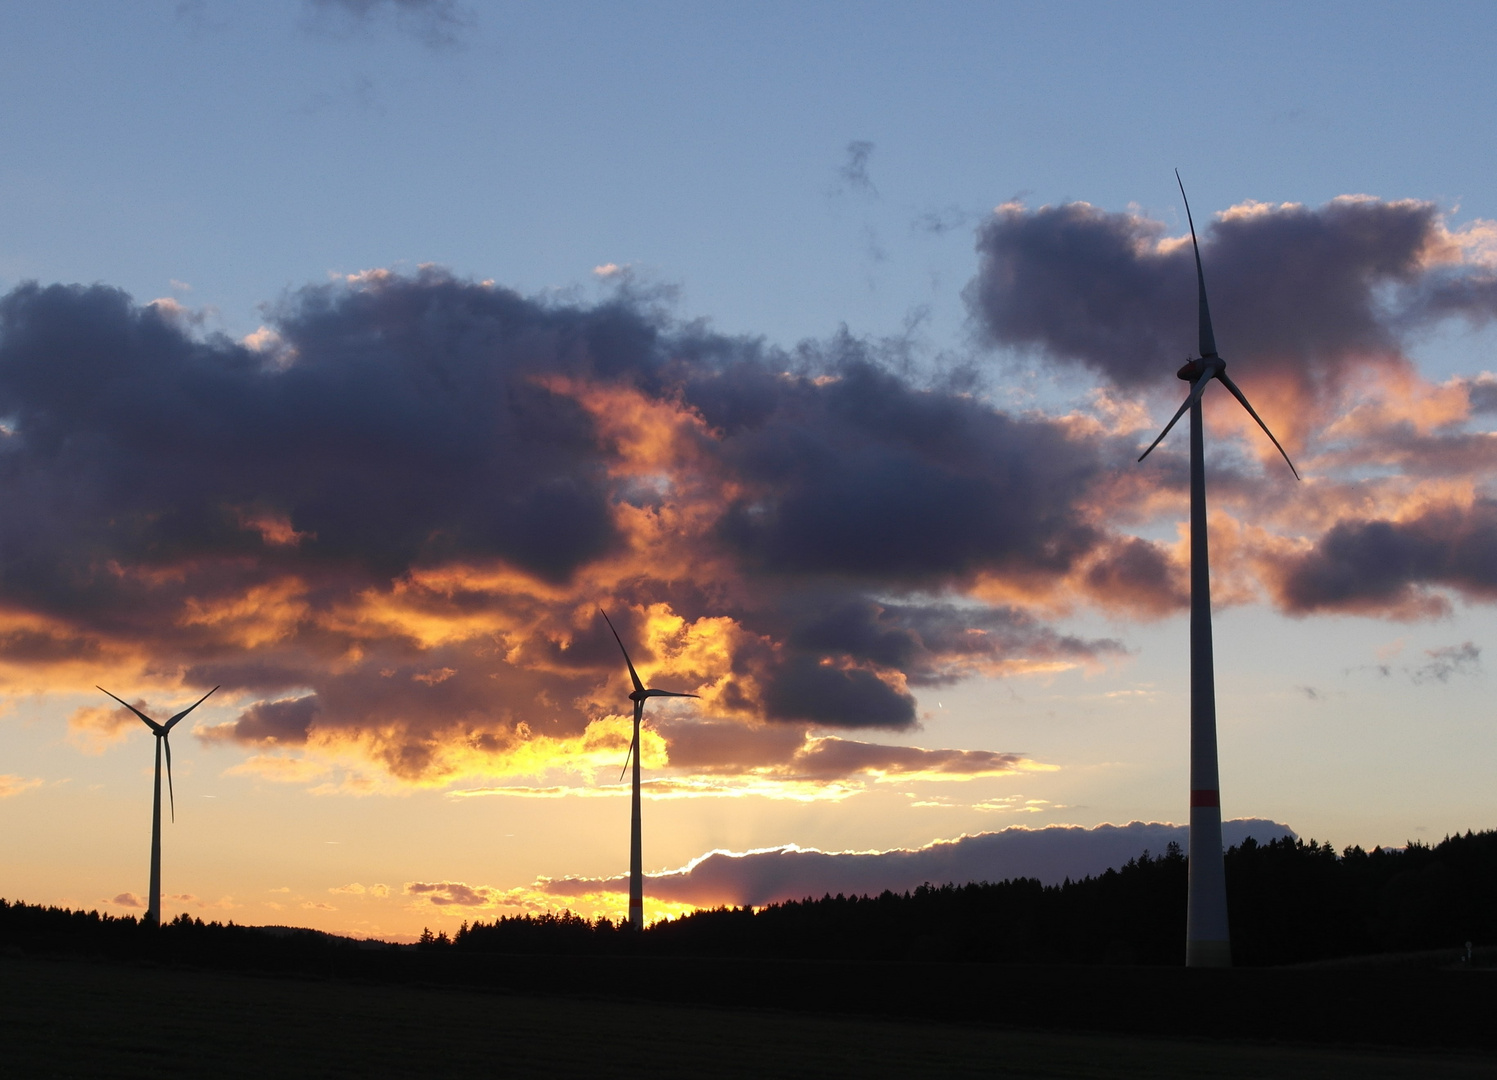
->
{"left": 4, "top": 955, "right": 1493, "bottom": 1080}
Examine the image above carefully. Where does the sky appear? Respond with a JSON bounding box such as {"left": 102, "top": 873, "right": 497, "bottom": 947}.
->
{"left": 2, "top": 0, "right": 1496, "bottom": 941}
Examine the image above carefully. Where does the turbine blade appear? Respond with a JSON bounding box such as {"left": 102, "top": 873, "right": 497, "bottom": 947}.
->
{"left": 599, "top": 609, "right": 645, "bottom": 696}
{"left": 1176, "top": 170, "right": 1218, "bottom": 359}
{"left": 1137, "top": 372, "right": 1197, "bottom": 461}
{"left": 1137, "top": 395, "right": 1190, "bottom": 463}
{"left": 1137, "top": 373, "right": 1210, "bottom": 463}
{"left": 1218, "top": 372, "right": 1301, "bottom": 480}
{"left": 163, "top": 734, "right": 175, "bottom": 823}
{"left": 642, "top": 690, "right": 700, "bottom": 699}
{"left": 619, "top": 702, "right": 643, "bottom": 782}
{"left": 97, "top": 687, "right": 161, "bottom": 733}
{"left": 164, "top": 685, "right": 220, "bottom": 731}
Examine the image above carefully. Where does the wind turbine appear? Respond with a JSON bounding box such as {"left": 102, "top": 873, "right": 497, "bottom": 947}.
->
{"left": 97, "top": 684, "right": 219, "bottom": 926}
{"left": 1137, "top": 172, "right": 1298, "bottom": 968}
{"left": 599, "top": 609, "right": 697, "bottom": 930}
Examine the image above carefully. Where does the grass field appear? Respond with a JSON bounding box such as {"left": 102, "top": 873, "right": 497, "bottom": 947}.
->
{"left": 3, "top": 955, "right": 1494, "bottom": 1079}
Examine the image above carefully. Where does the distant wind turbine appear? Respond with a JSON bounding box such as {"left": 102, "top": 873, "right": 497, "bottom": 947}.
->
{"left": 97, "top": 684, "right": 219, "bottom": 926}
{"left": 599, "top": 609, "right": 697, "bottom": 931}
{"left": 1137, "top": 172, "right": 1299, "bottom": 968}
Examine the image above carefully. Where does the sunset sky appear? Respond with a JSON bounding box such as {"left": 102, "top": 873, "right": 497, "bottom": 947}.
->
{"left": 3, "top": 2, "right": 1497, "bottom": 941}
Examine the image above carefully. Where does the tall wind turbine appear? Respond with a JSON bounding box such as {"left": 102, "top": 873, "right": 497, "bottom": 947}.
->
{"left": 97, "top": 685, "right": 219, "bottom": 926}
{"left": 599, "top": 609, "right": 697, "bottom": 931}
{"left": 1138, "top": 172, "right": 1298, "bottom": 968}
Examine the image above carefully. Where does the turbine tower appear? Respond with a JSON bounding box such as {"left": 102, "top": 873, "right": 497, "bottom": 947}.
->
{"left": 97, "top": 685, "right": 219, "bottom": 926}
{"left": 599, "top": 609, "right": 697, "bottom": 931}
{"left": 1138, "top": 173, "right": 1298, "bottom": 967}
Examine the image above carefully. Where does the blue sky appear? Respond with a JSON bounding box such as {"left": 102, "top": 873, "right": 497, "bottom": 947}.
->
{"left": 2, "top": 1, "right": 1496, "bottom": 937}
{"left": 6, "top": 2, "right": 1494, "bottom": 351}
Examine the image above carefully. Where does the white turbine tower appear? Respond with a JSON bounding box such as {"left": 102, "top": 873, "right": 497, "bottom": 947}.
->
{"left": 1138, "top": 173, "right": 1299, "bottom": 967}
{"left": 98, "top": 685, "right": 219, "bottom": 926}
{"left": 599, "top": 609, "right": 697, "bottom": 931}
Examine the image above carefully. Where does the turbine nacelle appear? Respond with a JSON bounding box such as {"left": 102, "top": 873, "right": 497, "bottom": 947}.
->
{"left": 1176, "top": 356, "right": 1223, "bottom": 382}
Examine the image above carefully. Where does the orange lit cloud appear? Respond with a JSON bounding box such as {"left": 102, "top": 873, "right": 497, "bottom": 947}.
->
{"left": 0, "top": 774, "right": 44, "bottom": 798}
{"left": 330, "top": 882, "right": 391, "bottom": 897}
{"left": 67, "top": 701, "right": 143, "bottom": 754}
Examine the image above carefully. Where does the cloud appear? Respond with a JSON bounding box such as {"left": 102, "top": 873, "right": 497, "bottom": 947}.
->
{"left": 0, "top": 270, "right": 1132, "bottom": 787}
{"left": 109, "top": 892, "right": 145, "bottom": 908}
{"left": 656, "top": 720, "right": 1044, "bottom": 781}
{"left": 758, "top": 734, "right": 1041, "bottom": 783}
{"left": 330, "top": 882, "right": 391, "bottom": 896}
{"left": 967, "top": 196, "right": 1497, "bottom": 397}
{"left": 538, "top": 819, "right": 1296, "bottom": 909}
{"left": 303, "top": 0, "right": 474, "bottom": 47}
{"left": 159, "top": 893, "right": 239, "bottom": 910}
{"left": 0, "top": 774, "right": 43, "bottom": 798}
{"left": 1272, "top": 501, "right": 1497, "bottom": 616}
{"left": 835, "top": 140, "right": 877, "bottom": 196}
{"left": 67, "top": 697, "right": 155, "bottom": 754}
{"left": 406, "top": 880, "right": 500, "bottom": 907}
{"left": 1408, "top": 642, "right": 1481, "bottom": 684}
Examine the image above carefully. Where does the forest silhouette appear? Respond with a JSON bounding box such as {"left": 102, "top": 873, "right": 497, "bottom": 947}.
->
{"left": 6, "top": 830, "right": 1494, "bottom": 969}
{"left": 443, "top": 830, "right": 1497, "bottom": 965}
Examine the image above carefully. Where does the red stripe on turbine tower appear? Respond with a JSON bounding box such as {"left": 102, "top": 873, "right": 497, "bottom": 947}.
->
{"left": 1190, "top": 790, "right": 1221, "bottom": 808}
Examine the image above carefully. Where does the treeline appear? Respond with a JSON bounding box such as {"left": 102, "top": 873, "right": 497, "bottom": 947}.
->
{"left": 446, "top": 830, "right": 1497, "bottom": 966}
{"left": 5, "top": 830, "right": 1494, "bottom": 968}
{"left": 0, "top": 903, "right": 377, "bottom": 971}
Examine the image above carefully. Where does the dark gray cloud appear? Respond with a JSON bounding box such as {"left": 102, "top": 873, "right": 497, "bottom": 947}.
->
{"left": 206, "top": 695, "right": 320, "bottom": 745}
{"left": 777, "top": 597, "right": 1114, "bottom": 687}
{"left": 1272, "top": 500, "right": 1497, "bottom": 616}
{"left": 761, "top": 655, "right": 916, "bottom": 728}
{"left": 541, "top": 819, "right": 1296, "bottom": 907}
{"left": 304, "top": 0, "right": 473, "bottom": 47}
{"left": 1406, "top": 268, "right": 1497, "bottom": 330}
{"left": 651, "top": 720, "right": 1031, "bottom": 780}
{"left": 788, "top": 738, "right": 1026, "bottom": 781}
{"left": 1464, "top": 374, "right": 1497, "bottom": 414}
{"left": 707, "top": 351, "right": 1107, "bottom": 585}
{"left": 1081, "top": 536, "right": 1187, "bottom": 616}
{"left": 1409, "top": 642, "right": 1481, "bottom": 684}
{"left": 965, "top": 197, "right": 1497, "bottom": 410}
{"left": 836, "top": 141, "right": 877, "bottom": 196}
{"left": 0, "top": 277, "right": 624, "bottom": 591}
{"left": 406, "top": 880, "right": 493, "bottom": 906}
